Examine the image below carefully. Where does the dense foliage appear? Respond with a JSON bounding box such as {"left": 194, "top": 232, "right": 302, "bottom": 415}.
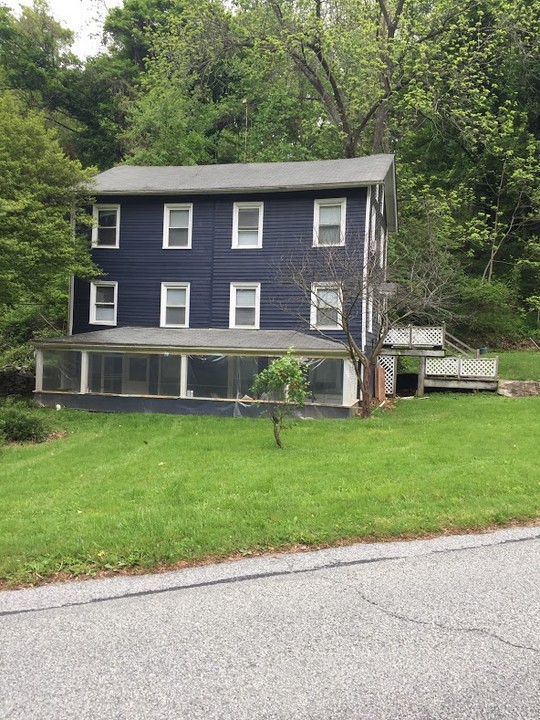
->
{"left": 0, "top": 0, "right": 538, "bottom": 363}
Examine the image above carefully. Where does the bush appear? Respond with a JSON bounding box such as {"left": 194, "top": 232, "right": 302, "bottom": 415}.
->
{"left": 451, "top": 278, "right": 525, "bottom": 344}
{"left": 0, "top": 403, "right": 50, "bottom": 443}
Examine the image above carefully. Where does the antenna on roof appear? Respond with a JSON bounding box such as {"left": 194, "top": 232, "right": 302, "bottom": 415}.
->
{"left": 242, "top": 98, "right": 248, "bottom": 163}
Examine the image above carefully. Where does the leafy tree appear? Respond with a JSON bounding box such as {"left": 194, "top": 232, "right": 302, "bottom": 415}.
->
{"left": 0, "top": 91, "right": 97, "bottom": 365}
{"left": 280, "top": 239, "right": 459, "bottom": 418}
{"left": 251, "top": 351, "right": 309, "bottom": 448}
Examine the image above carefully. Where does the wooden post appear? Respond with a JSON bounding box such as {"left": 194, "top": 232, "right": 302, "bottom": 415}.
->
{"left": 417, "top": 356, "right": 426, "bottom": 397}
{"left": 374, "top": 363, "right": 386, "bottom": 403}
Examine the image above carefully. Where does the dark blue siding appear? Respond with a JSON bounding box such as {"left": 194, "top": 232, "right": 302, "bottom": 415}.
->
{"left": 72, "top": 188, "right": 368, "bottom": 340}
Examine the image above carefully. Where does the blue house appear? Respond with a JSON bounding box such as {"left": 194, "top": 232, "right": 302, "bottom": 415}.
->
{"left": 34, "top": 155, "right": 397, "bottom": 417}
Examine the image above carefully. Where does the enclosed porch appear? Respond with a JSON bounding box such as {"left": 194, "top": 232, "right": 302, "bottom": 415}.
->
{"left": 34, "top": 328, "right": 358, "bottom": 418}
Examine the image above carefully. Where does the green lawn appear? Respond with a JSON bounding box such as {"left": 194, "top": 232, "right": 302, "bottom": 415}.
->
{"left": 495, "top": 350, "right": 539, "bottom": 381}
{"left": 1, "top": 392, "right": 539, "bottom": 586}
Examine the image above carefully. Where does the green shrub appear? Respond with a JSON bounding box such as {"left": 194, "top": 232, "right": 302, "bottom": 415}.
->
{"left": 0, "top": 404, "right": 50, "bottom": 443}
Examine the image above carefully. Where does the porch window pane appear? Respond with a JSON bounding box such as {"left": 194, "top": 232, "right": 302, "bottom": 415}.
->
{"left": 42, "top": 350, "right": 81, "bottom": 392}
{"left": 308, "top": 359, "right": 344, "bottom": 405}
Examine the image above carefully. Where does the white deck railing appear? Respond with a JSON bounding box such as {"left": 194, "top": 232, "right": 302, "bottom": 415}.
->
{"left": 425, "top": 357, "right": 498, "bottom": 379}
{"left": 384, "top": 325, "right": 445, "bottom": 347}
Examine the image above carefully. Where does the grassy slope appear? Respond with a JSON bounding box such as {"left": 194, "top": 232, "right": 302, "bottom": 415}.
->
{"left": 1, "top": 393, "right": 539, "bottom": 585}
{"left": 496, "top": 350, "right": 539, "bottom": 381}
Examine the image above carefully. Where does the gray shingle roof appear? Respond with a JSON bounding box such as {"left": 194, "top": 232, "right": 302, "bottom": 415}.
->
{"left": 94, "top": 155, "right": 395, "bottom": 195}
{"left": 37, "top": 327, "right": 348, "bottom": 356}
{"left": 94, "top": 155, "right": 397, "bottom": 231}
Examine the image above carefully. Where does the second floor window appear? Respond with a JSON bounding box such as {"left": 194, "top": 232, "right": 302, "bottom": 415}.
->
{"left": 92, "top": 205, "right": 120, "bottom": 248}
{"left": 311, "top": 283, "right": 341, "bottom": 329}
{"left": 163, "top": 204, "right": 193, "bottom": 249}
{"left": 314, "top": 199, "right": 346, "bottom": 246}
{"left": 230, "top": 283, "right": 260, "bottom": 328}
{"left": 232, "top": 202, "right": 263, "bottom": 248}
{"left": 160, "top": 283, "right": 190, "bottom": 327}
{"left": 90, "top": 282, "right": 118, "bottom": 325}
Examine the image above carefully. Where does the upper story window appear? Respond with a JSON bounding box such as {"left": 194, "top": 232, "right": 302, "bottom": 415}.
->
{"left": 90, "top": 281, "right": 117, "bottom": 326}
{"left": 232, "top": 202, "right": 264, "bottom": 248}
{"left": 163, "top": 204, "right": 193, "bottom": 249}
{"left": 92, "top": 205, "right": 120, "bottom": 248}
{"left": 313, "top": 198, "right": 346, "bottom": 247}
{"left": 311, "top": 283, "right": 341, "bottom": 329}
{"left": 229, "top": 283, "right": 260, "bottom": 328}
{"left": 160, "top": 282, "right": 190, "bottom": 327}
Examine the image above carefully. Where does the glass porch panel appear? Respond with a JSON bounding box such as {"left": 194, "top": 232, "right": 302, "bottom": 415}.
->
{"left": 158, "top": 356, "right": 181, "bottom": 396}
{"left": 308, "top": 359, "right": 344, "bottom": 404}
{"left": 187, "top": 356, "right": 229, "bottom": 398}
{"left": 88, "top": 353, "right": 123, "bottom": 394}
{"left": 187, "top": 356, "right": 269, "bottom": 399}
{"left": 42, "top": 350, "right": 81, "bottom": 392}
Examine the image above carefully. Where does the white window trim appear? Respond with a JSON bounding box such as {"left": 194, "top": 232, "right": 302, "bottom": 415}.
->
{"left": 92, "top": 205, "right": 120, "bottom": 248}
{"left": 89, "top": 281, "right": 118, "bottom": 326}
{"left": 160, "top": 282, "right": 190, "bottom": 328}
{"left": 310, "top": 282, "right": 342, "bottom": 330}
{"left": 313, "top": 198, "right": 346, "bottom": 247}
{"left": 163, "top": 203, "right": 193, "bottom": 249}
{"left": 232, "top": 202, "right": 264, "bottom": 249}
{"left": 229, "top": 282, "right": 261, "bottom": 329}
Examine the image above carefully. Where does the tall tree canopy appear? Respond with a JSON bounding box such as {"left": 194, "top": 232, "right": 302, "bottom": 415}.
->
{"left": 0, "top": 90, "right": 96, "bottom": 362}
{"left": 0, "top": 0, "right": 538, "bottom": 345}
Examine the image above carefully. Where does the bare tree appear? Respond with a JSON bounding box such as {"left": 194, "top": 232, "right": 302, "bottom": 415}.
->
{"left": 278, "top": 237, "right": 459, "bottom": 418}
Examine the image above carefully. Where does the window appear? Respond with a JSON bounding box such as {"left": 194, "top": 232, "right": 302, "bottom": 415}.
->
{"left": 232, "top": 202, "right": 263, "bottom": 248}
{"left": 314, "top": 199, "right": 346, "bottom": 246}
{"left": 90, "top": 282, "right": 117, "bottom": 325}
{"left": 230, "top": 283, "right": 260, "bottom": 328}
{"left": 311, "top": 283, "right": 341, "bottom": 329}
{"left": 160, "top": 283, "right": 190, "bottom": 327}
{"left": 92, "top": 205, "right": 120, "bottom": 248}
{"left": 163, "top": 204, "right": 192, "bottom": 249}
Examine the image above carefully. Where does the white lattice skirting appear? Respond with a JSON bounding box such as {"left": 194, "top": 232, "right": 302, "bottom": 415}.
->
{"left": 377, "top": 356, "right": 397, "bottom": 395}
{"left": 426, "top": 357, "right": 498, "bottom": 379}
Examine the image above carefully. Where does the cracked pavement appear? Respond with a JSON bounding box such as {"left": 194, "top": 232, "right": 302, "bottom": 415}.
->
{"left": 1, "top": 526, "right": 539, "bottom": 719}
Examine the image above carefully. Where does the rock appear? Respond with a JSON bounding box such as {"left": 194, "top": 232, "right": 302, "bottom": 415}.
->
{"left": 497, "top": 380, "right": 540, "bottom": 397}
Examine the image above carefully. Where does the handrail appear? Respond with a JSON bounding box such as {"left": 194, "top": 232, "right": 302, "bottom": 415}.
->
{"left": 445, "top": 332, "right": 478, "bottom": 357}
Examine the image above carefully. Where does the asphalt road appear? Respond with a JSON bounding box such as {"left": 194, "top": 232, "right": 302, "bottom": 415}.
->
{"left": 1, "top": 526, "right": 539, "bottom": 720}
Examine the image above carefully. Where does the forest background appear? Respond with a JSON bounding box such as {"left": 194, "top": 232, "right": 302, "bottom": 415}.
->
{"left": 0, "top": 0, "right": 539, "bottom": 367}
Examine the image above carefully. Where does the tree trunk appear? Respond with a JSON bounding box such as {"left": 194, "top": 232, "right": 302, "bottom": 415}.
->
{"left": 360, "top": 361, "right": 373, "bottom": 418}
{"left": 272, "top": 416, "right": 283, "bottom": 448}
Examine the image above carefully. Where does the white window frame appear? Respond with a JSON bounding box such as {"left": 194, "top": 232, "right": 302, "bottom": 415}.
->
{"left": 89, "top": 281, "right": 118, "bottom": 326}
{"left": 313, "top": 198, "right": 346, "bottom": 247}
{"left": 160, "top": 282, "right": 190, "bottom": 328}
{"left": 310, "top": 282, "right": 342, "bottom": 330}
{"left": 163, "top": 203, "right": 193, "bottom": 249}
{"left": 229, "top": 282, "right": 261, "bottom": 329}
{"left": 232, "top": 202, "right": 264, "bottom": 249}
{"left": 92, "top": 205, "right": 120, "bottom": 248}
